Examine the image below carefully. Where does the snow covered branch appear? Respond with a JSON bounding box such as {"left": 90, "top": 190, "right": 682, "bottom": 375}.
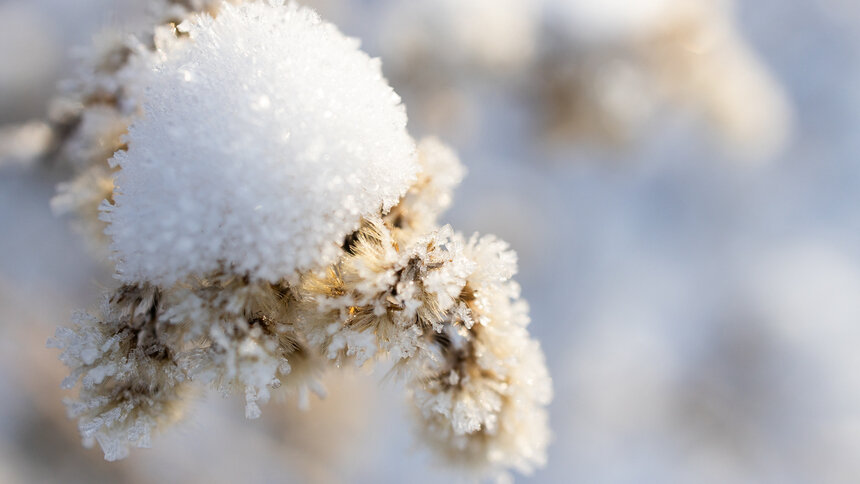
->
{"left": 46, "top": 1, "right": 551, "bottom": 480}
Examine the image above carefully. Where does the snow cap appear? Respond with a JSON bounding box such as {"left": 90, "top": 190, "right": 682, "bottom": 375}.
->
{"left": 105, "top": 1, "right": 417, "bottom": 285}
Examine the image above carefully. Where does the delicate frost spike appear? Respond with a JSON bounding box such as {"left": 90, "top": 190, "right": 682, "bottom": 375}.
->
{"left": 60, "top": 106, "right": 129, "bottom": 172}
{"left": 105, "top": 1, "right": 418, "bottom": 285}
{"left": 52, "top": 164, "right": 115, "bottom": 248}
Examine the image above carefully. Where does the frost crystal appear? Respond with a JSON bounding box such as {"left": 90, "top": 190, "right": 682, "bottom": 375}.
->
{"left": 106, "top": 1, "right": 417, "bottom": 285}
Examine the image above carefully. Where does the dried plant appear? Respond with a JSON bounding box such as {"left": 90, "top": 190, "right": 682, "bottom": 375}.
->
{"left": 44, "top": 1, "right": 551, "bottom": 480}
{"left": 537, "top": 0, "right": 791, "bottom": 158}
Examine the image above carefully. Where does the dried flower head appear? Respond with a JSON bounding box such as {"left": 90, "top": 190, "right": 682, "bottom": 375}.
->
{"left": 48, "top": 286, "right": 191, "bottom": 461}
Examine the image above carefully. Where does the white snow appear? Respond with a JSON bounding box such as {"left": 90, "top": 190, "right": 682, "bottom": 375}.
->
{"left": 105, "top": 1, "right": 417, "bottom": 285}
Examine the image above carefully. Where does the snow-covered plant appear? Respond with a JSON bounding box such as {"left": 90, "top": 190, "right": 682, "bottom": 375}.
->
{"left": 46, "top": 1, "right": 552, "bottom": 480}
{"left": 47, "top": 0, "right": 236, "bottom": 247}
{"left": 354, "top": 0, "right": 789, "bottom": 160}
{"left": 539, "top": 0, "right": 791, "bottom": 159}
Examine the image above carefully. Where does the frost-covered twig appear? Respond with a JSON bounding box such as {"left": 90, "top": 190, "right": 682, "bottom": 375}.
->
{"left": 45, "top": 1, "right": 552, "bottom": 480}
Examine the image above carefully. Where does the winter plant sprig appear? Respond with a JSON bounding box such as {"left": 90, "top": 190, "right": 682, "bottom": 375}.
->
{"left": 45, "top": 1, "right": 552, "bottom": 480}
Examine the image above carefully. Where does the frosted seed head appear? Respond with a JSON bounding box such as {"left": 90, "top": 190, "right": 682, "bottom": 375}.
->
{"left": 105, "top": 1, "right": 417, "bottom": 285}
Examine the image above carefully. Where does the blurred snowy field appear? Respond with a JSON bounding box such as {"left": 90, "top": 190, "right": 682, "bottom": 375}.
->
{"left": 2, "top": 0, "right": 860, "bottom": 482}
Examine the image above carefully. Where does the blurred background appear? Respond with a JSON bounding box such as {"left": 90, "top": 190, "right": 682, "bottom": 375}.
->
{"left": 2, "top": 0, "right": 860, "bottom": 482}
